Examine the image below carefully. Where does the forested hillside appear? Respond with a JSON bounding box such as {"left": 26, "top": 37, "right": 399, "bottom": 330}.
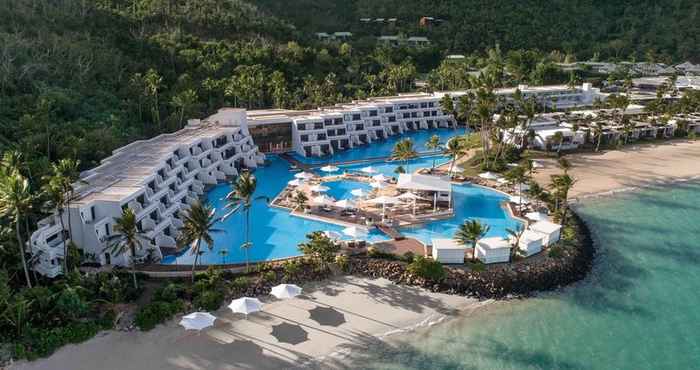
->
{"left": 256, "top": 0, "right": 700, "bottom": 63}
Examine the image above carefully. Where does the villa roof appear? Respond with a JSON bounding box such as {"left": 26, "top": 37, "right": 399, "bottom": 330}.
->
{"left": 477, "top": 237, "right": 511, "bottom": 250}
{"left": 530, "top": 221, "right": 562, "bottom": 234}
{"left": 432, "top": 238, "right": 466, "bottom": 250}
{"left": 397, "top": 174, "right": 451, "bottom": 192}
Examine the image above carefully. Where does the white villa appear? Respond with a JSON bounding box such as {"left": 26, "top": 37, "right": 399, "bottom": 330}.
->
{"left": 30, "top": 109, "right": 265, "bottom": 277}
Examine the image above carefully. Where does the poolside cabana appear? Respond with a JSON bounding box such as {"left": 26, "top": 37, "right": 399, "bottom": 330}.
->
{"left": 476, "top": 237, "right": 511, "bottom": 264}
{"left": 529, "top": 220, "right": 562, "bottom": 246}
{"left": 397, "top": 173, "right": 452, "bottom": 210}
{"left": 431, "top": 238, "right": 467, "bottom": 264}
{"left": 516, "top": 230, "right": 545, "bottom": 256}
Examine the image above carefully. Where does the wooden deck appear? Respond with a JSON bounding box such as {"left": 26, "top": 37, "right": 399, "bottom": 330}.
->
{"left": 372, "top": 237, "right": 427, "bottom": 257}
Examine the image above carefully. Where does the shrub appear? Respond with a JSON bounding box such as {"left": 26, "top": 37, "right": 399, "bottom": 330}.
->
{"left": 15, "top": 320, "right": 110, "bottom": 360}
{"left": 467, "top": 260, "right": 486, "bottom": 272}
{"left": 154, "top": 283, "right": 185, "bottom": 302}
{"left": 402, "top": 251, "right": 415, "bottom": 263}
{"left": 256, "top": 262, "right": 274, "bottom": 273}
{"left": 231, "top": 276, "right": 250, "bottom": 291}
{"left": 407, "top": 256, "right": 446, "bottom": 281}
{"left": 193, "top": 290, "right": 223, "bottom": 311}
{"left": 262, "top": 270, "right": 277, "bottom": 283}
{"left": 134, "top": 300, "right": 184, "bottom": 331}
{"left": 548, "top": 246, "right": 565, "bottom": 258}
{"left": 367, "top": 247, "right": 398, "bottom": 260}
{"left": 334, "top": 254, "right": 349, "bottom": 272}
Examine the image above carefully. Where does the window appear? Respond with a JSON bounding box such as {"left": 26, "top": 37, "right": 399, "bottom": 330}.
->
{"left": 420, "top": 102, "right": 427, "bottom": 108}
{"left": 352, "top": 114, "right": 361, "bottom": 121}
{"left": 388, "top": 116, "right": 396, "bottom": 122}
{"left": 385, "top": 107, "right": 394, "bottom": 113}
{"left": 338, "top": 129, "right": 346, "bottom": 135}
{"left": 301, "top": 135, "right": 309, "bottom": 142}
{"left": 369, "top": 110, "right": 378, "bottom": 117}
{"left": 298, "top": 123, "right": 306, "bottom": 130}
{"left": 428, "top": 102, "right": 435, "bottom": 108}
{"left": 334, "top": 118, "right": 343, "bottom": 125}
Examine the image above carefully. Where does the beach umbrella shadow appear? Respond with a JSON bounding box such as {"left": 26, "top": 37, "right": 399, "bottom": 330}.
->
{"left": 270, "top": 322, "right": 309, "bottom": 345}
{"left": 308, "top": 306, "right": 346, "bottom": 327}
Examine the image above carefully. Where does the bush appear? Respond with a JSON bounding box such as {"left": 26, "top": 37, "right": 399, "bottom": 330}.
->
{"left": 193, "top": 290, "right": 223, "bottom": 311}
{"left": 134, "top": 300, "right": 184, "bottom": 331}
{"left": 367, "top": 247, "right": 398, "bottom": 260}
{"left": 282, "top": 260, "right": 301, "bottom": 279}
{"left": 231, "top": 276, "right": 250, "bottom": 291}
{"left": 154, "top": 283, "right": 185, "bottom": 302}
{"left": 334, "top": 254, "right": 349, "bottom": 272}
{"left": 548, "top": 246, "right": 564, "bottom": 258}
{"left": 15, "top": 320, "right": 110, "bottom": 360}
{"left": 407, "top": 256, "right": 446, "bottom": 281}
{"left": 402, "top": 251, "right": 415, "bottom": 263}
{"left": 467, "top": 260, "right": 485, "bottom": 272}
{"left": 261, "top": 270, "right": 277, "bottom": 283}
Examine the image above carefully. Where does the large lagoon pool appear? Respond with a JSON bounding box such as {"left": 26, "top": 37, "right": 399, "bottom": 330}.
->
{"left": 163, "top": 128, "right": 520, "bottom": 265}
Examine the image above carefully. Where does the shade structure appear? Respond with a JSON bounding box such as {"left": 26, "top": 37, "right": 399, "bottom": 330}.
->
{"left": 287, "top": 179, "right": 303, "bottom": 187}
{"left": 532, "top": 160, "right": 545, "bottom": 169}
{"left": 371, "top": 174, "right": 389, "bottom": 182}
{"left": 350, "top": 188, "right": 367, "bottom": 197}
{"left": 295, "top": 172, "right": 315, "bottom": 179}
{"left": 320, "top": 165, "right": 339, "bottom": 173}
{"left": 509, "top": 195, "right": 530, "bottom": 204}
{"left": 396, "top": 192, "right": 424, "bottom": 201}
{"left": 323, "top": 230, "right": 343, "bottom": 240}
{"left": 342, "top": 226, "right": 368, "bottom": 238}
{"left": 270, "top": 284, "right": 302, "bottom": 299}
{"left": 369, "top": 181, "right": 386, "bottom": 189}
{"left": 479, "top": 171, "right": 500, "bottom": 180}
{"left": 312, "top": 195, "right": 335, "bottom": 205}
{"left": 309, "top": 184, "right": 330, "bottom": 192}
{"left": 449, "top": 165, "right": 465, "bottom": 174}
{"left": 525, "top": 212, "right": 549, "bottom": 221}
{"left": 367, "top": 195, "right": 398, "bottom": 205}
{"left": 334, "top": 198, "right": 357, "bottom": 209}
{"left": 228, "top": 297, "right": 263, "bottom": 315}
{"left": 179, "top": 312, "right": 216, "bottom": 331}
{"left": 360, "top": 166, "right": 378, "bottom": 174}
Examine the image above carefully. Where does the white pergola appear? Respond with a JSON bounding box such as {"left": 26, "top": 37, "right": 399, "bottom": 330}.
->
{"left": 397, "top": 173, "right": 452, "bottom": 210}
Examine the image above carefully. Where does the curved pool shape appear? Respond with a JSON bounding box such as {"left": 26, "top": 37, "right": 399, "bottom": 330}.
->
{"left": 163, "top": 135, "right": 522, "bottom": 265}
{"left": 324, "top": 180, "right": 372, "bottom": 200}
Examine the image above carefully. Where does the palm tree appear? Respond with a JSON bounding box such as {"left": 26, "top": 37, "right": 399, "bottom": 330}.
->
{"left": 557, "top": 157, "right": 572, "bottom": 173}
{"left": 177, "top": 201, "right": 222, "bottom": 283}
{"left": 224, "top": 172, "right": 269, "bottom": 272}
{"left": 593, "top": 122, "right": 605, "bottom": 152}
{"left": 503, "top": 166, "right": 528, "bottom": 212}
{"left": 0, "top": 171, "right": 35, "bottom": 287}
{"left": 506, "top": 226, "right": 524, "bottom": 261}
{"left": 42, "top": 180, "right": 69, "bottom": 272}
{"left": 48, "top": 159, "right": 82, "bottom": 243}
{"left": 425, "top": 135, "right": 442, "bottom": 170}
{"left": 291, "top": 190, "right": 308, "bottom": 211}
{"left": 391, "top": 139, "right": 418, "bottom": 172}
{"left": 549, "top": 173, "right": 577, "bottom": 227}
{"left": 526, "top": 181, "right": 546, "bottom": 209}
{"left": 105, "top": 208, "right": 150, "bottom": 289}
{"left": 439, "top": 94, "right": 455, "bottom": 127}
{"left": 219, "top": 249, "right": 229, "bottom": 264}
{"left": 454, "top": 219, "right": 490, "bottom": 262}
{"left": 551, "top": 131, "right": 564, "bottom": 155}
{"left": 443, "top": 138, "right": 465, "bottom": 177}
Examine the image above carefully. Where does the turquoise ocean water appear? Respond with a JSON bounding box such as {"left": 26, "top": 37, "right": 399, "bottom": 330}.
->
{"left": 350, "top": 182, "right": 700, "bottom": 370}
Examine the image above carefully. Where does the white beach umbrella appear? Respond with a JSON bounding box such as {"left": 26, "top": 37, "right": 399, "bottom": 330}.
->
{"left": 309, "top": 184, "right": 330, "bottom": 192}
{"left": 367, "top": 195, "right": 399, "bottom": 205}
{"left": 369, "top": 181, "right": 386, "bottom": 189}
{"left": 449, "top": 165, "right": 465, "bottom": 174}
{"left": 371, "top": 173, "right": 389, "bottom": 182}
{"left": 350, "top": 188, "right": 367, "bottom": 197}
{"left": 179, "top": 312, "right": 216, "bottom": 331}
{"left": 228, "top": 297, "right": 263, "bottom": 316}
{"left": 496, "top": 178, "right": 509, "bottom": 185}
{"left": 295, "top": 172, "right": 315, "bottom": 179}
{"left": 334, "top": 199, "right": 357, "bottom": 209}
{"left": 525, "top": 212, "right": 549, "bottom": 221}
{"left": 287, "top": 179, "right": 303, "bottom": 187}
{"left": 323, "top": 230, "right": 343, "bottom": 240}
{"left": 270, "top": 284, "right": 302, "bottom": 299}
{"left": 320, "top": 165, "right": 340, "bottom": 173}
{"left": 532, "top": 161, "right": 545, "bottom": 169}
{"left": 312, "top": 195, "right": 335, "bottom": 205}
{"left": 360, "top": 166, "right": 378, "bottom": 174}
{"left": 396, "top": 192, "right": 424, "bottom": 201}
{"left": 478, "top": 171, "right": 500, "bottom": 180}
{"left": 509, "top": 195, "right": 530, "bottom": 204}
{"left": 342, "top": 226, "right": 368, "bottom": 238}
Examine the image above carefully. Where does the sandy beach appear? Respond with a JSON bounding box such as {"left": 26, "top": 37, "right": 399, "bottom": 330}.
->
{"left": 532, "top": 140, "right": 700, "bottom": 199}
{"left": 9, "top": 276, "right": 481, "bottom": 370}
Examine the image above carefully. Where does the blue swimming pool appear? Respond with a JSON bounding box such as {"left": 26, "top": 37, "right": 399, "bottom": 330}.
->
{"left": 324, "top": 180, "right": 372, "bottom": 200}
{"left": 293, "top": 128, "right": 461, "bottom": 165}
{"left": 163, "top": 128, "right": 521, "bottom": 265}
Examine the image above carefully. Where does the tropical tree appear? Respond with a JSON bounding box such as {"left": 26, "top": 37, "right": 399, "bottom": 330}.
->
{"left": 425, "top": 135, "right": 442, "bottom": 170}
{"left": 443, "top": 137, "right": 465, "bottom": 176}
{"left": 593, "top": 122, "right": 605, "bottom": 152}
{"left": 171, "top": 89, "right": 198, "bottom": 129}
{"left": 526, "top": 181, "right": 547, "bottom": 209}
{"left": 0, "top": 171, "right": 35, "bottom": 287}
{"left": 291, "top": 190, "right": 308, "bottom": 211}
{"left": 503, "top": 166, "right": 528, "bottom": 212}
{"left": 391, "top": 139, "right": 418, "bottom": 172}
{"left": 105, "top": 208, "right": 150, "bottom": 289}
{"left": 549, "top": 173, "right": 577, "bottom": 226}
{"left": 43, "top": 158, "right": 82, "bottom": 271}
{"left": 454, "top": 219, "right": 490, "bottom": 262}
{"left": 177, "top": 201, "right": 222, "bottom": 283}
{"left": 506, "top": 225, "right": 524, "bottom": 261}
{"left": 42, "top": 180, "right": 69, "bottom": 272}
{"left": 439, "top": 94, "right": 455, "bottom": 126}
{"left": 298, "top": 231, "right": 340, "bottom": 270}
{"left": 551, "top": 131, "right": 565, "bottom": 155}
{"left": 224, "top": 172, "right": 269, "bottom": 271}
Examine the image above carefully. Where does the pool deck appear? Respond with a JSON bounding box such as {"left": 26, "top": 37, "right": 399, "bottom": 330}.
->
{"left": 372, "top": 237, "right": 427, "bottom": 256}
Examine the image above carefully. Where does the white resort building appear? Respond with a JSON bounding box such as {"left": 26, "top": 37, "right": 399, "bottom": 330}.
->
{"left": 30, "top": 109, "right": 265, "bottom": 278}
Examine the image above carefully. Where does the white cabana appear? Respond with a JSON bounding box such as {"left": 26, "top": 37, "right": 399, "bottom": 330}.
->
{"left": 397, "top": 192, "right": 426, "bottom": 215}
{"left": 270, "top": 284, "right": 302, "bottom": 299}
{"left": 431, "top": 238, "right": 467, "bottom": 264}
{"left": 228, "top": 297, "right": 263, "bottom": 316}
{"left": 309, "top": 184, "right": 330, "bottom": 192}
{"left": 334, "top": 199, "right": 357, "bottom": 209}
{"left": 525, "top": 212, "right": 549, "bottom": 222}
{"left": 311, "top": 195, "right": 335, "bottom": 206}
{"left": 295, "top": 172, "right": 315, "bottom": 179}
{"left": 529, "top": 221, "right": 562, "bottom": 246}
{"left": 342, "top": 226, "right": 368, "bottom": 238}
{"left": 287, "top": 179, "right": 303, "bottom": 187}
{"left": 397, "top": 173, "right": 452, "bottom": 209}
{"left": 369, "top": 181, "right": 386, "bottom": 189}
{"left": 516, "top": 230, "right": 545, "bottom": 257}
{"left": 360, "top": 166, "right": 378, "bottom": 174}
{"left": 532, "top": 160, "right": 545, "bottom": 169}
{"left": 320, "top": 165, "right": 339, "bottom": 173}
{"left": 367, "top": 195, "right": 398, "bottom": 220}
{"left": 475, "top": 237, "right": 511, "bottom": 264}
{"left": 179, "top": 312, "right": 217, "bottom": 331}
{"left": 478, "top": 172, "right": 500, "bottom": 180}
{"left": 372, "top": 173, "right": 389, "bottom": 182}
{"left": 350, "top": 188, "right": 367, "bottom": 197}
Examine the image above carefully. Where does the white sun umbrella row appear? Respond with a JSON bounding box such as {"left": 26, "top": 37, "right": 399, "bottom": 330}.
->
{"left": 288, "top": 179, "right": 304, "bottom": 187}
{"left": 320, "top": 165, "right": 339, "bottom": 173}
{"left": 334, "top": 198, "right": 357, "bottom": 209}
{"left": 479, "top": 171, "right": 501, "bottom": 180}
{"left": 294, "top": 171, "right": 315, "bottom": 180}
{"left": 312, "top": 194, "right": 335, "bottom": 205}
{"left": 309, "top": 184, "right": 330, "bottom": 192}
{"left": 371, "top": 173, "right": 389, "bottom": 182}
{"left": 360, "top": 166, "right": 378, "bottom": 174}
{"left": 350, "top": 188, "right": 367, "bottom": 197}
{"left": 367, "top": 195, "right": 399, "bottom": 221}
